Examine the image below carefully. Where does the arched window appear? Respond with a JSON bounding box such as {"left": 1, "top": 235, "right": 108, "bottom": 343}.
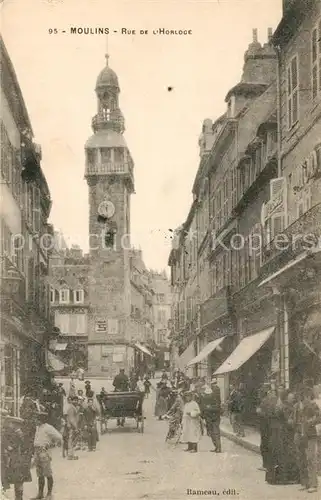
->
{"left": 102, "top": 107, "right": 111, "bottom": 120}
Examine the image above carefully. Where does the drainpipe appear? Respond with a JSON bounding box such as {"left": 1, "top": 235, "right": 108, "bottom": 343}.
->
{"left": 275, "top": 43, "right": 282, "bottom": 179}
{"left": 273, "top": 41, "right": 286, "bottom": 387}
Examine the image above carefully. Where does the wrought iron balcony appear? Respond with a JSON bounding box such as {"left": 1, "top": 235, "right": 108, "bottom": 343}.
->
{"left": 262, "top": 203, "right": 321, "bottom": 268}
{"left": 200, "top": 286, "right": 234, "bottom": 328}
{"left": 0, "top": 256, "right": 26, "bottom": 312}
{"left": 91, "top": 113, "right": 124, "bottom": 133}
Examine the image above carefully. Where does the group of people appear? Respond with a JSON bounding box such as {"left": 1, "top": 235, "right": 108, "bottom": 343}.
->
{"left": 155, "top": 371, "right": 223, "bottom": 454}
{"left": 253, "top": 383, "right": 321, "bottom": 494}
{"left": 1, "top": 389, "right": 63, "bottom": 500}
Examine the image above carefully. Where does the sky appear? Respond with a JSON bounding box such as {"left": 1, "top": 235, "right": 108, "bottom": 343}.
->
{"left": 1, "top": 0, "right": 282, "bottom": 272}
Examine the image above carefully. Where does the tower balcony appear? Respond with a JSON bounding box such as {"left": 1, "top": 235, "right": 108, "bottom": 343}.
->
{"left": 85, "top": 161, "right": 135, "bottom": 191}
{"left": 92, "top": 113, "right": 124, "bottom": 134}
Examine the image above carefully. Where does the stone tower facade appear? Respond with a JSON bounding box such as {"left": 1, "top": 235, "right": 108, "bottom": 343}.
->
{"left": 85, "top": 53, "right": 135, "bottom": 377}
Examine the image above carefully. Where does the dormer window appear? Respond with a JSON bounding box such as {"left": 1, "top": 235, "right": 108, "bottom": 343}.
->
{"left": 74, "top": 290, "right": 84, "bottom": 304}
{"left": 59, "top": 289, "right": 70, "bottom": 304}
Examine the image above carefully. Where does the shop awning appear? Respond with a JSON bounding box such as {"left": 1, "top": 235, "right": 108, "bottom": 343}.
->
{"left": 54, "top": 343, "right": 68, "bottom": 351}
{"left": 214, "top": 327, "right": 275, "bottom": 375}
{"left": 46, "top": 351, "right": 65, "bottom": 372}
{"left": 187, "top": 337, "right": 227, "bottom": 367}
{"left": 134, "top": 342, "right": 154, "bottom": 357}
{"left": 178, "top": 343, "right": 195, "bottom": 371}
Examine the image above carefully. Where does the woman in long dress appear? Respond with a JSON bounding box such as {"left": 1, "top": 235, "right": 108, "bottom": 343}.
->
{"left": 181, "top": 392, "right": 202, "bottom": 452}
{"left": 154, "top": 382, "right": 170, "bottom": 420}
{"left": 165, "top": 390, "right": 185, "bottom": 441}
{"left": 265, "top": 387, "right": 300, "bottom": 485}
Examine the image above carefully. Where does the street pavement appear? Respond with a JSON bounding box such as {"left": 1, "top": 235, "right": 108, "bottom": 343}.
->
{"left": 5, "top": 384, "right": 317, "bottom": 500}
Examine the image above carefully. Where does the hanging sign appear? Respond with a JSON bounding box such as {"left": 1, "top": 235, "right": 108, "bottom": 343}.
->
{"left": 95, "top": 318, "right": 107, "bottom": 333}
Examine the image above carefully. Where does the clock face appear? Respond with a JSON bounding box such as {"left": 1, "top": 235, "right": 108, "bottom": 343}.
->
{"left": 98, "top": 200, "right": 115, "bottom": 219}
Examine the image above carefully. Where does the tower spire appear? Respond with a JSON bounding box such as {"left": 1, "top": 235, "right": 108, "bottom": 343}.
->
{"left": 105, "top": 34, "right": 109, "bottom": 66}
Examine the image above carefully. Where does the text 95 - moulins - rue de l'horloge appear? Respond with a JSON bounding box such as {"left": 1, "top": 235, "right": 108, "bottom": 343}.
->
{"left": 48, "top": 27, "right": 192, "bottom": 35}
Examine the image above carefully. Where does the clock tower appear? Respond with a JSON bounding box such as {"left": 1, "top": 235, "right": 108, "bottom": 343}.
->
{"left": 85, "top": 52, "right": 135, "bottom": 377}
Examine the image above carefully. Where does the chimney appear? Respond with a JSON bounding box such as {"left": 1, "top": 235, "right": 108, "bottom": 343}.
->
{"left": 252, "top": 28, "right": 258, "bottom": 43}
{"left": 267, "top": 27, "right": 273, "bottom": 43}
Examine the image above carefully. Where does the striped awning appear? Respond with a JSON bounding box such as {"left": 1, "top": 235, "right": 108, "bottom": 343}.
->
{"left": 215, "top": 327, "right": 275, "bottom": 375}
{"left": 187, "top": 337, "right": 226, "bottom": 367}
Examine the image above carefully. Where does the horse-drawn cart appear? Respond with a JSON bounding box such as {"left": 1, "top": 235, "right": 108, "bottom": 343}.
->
{"left": 97, "top": 392, "right": 145, "bottom": 433}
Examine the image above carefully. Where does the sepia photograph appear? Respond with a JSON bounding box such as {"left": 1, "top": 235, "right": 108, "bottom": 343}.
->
{"left": 0, "top": 0, "right": 321, "bottom": 498}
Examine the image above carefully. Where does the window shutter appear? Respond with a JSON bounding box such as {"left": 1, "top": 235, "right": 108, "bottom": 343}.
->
{"left": 32, "top": 186, "right": 41, "bottom": 233}
{"left": 270, "top": 177, "right": 285, "bottom": 197}
{"left": 272, "top": 213, "right": 285, "bottom": 237}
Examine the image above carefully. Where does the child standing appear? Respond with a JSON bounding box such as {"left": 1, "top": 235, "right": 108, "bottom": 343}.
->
{"left": 32, "top": 411, "right": 62, "bottom": 499}
{"left": 143, "top": 377, "right": 151, "bottom": 399}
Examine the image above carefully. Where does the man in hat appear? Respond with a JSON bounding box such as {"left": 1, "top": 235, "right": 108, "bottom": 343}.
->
{"left": 1, "top": 411, "right": 32, "bottom": 500}
{"left": 66, "top": 396, "right": 79, "bottom": 460}
{"left": 32, "top": 410, "right": 62, "bottom": 499}
{"left": 83, "top": 398, "right": 98, "bottom": 452}
{"left": 200, "top": 377, "right": 222, "bottom": 452}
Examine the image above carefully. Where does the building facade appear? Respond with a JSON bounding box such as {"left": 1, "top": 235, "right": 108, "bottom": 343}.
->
{"left": 48, "top": 244, "right": 89, "bottom": 373}
{"left": 0, "top": 36, "right": 56, "bottom": 415}
{"left": 150, "top": 270, "right": 172, "bottom": 369}
{"left": 169, "top": 2, "right": 321, "bottom": 414}
{"left": 260, "top": 0, "right": 321, "bottom": 387}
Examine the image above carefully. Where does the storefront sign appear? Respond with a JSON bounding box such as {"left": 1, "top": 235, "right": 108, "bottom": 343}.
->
{"left": 95, "top": 319, "right": 107, "bottom": 333}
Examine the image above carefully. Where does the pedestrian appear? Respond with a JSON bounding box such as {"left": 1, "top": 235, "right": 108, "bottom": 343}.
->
{"left": 265, "top": 385, "right": 300, "bottom": 486}
{"left": 143, "top": 376, "right": 151, "bottom": 398}
{"left": 154, "top": 382, "right": 170, "bottom": 420}
{"left": 84, "top": 380, "right": 92, "bottom": 398}
{"left": 113, "top": 369, "right": 130, "bottom": 392}
{"left": 200, "top": 378, "right": 222, "bottom": 453}
{"left": 1, "top": 411, "right": 32, "bottom": 500}
{"left": 32, "top": 410, "right": 62, "bottom": 500}
{"left": 295, "top": 386, "right": 320, "bottom": 493}
{"left": 313, "top": 384, "right": 321, "bottom": 475}
{"left": 83, "top": 398, "right": 98, "bottom": 452}
{"left": 66, "top": 396, "right": 79, "bottom": 460}
{"left": 256, "top": 383, "right": 271, "bottom": 471}
{"left": 68, "top": 374, "right": 77, "bottom": 398}
{"left": 165, "top": 389, "right": 184, "bottom": 441}
{"left": 19, "top": 388, "right": 40, "bottom": 472}
{"left": 229, "top": 383, "right": 246, "bottom": 437}
{"left": 76, "top": 393, "right": 87, "bottom": 451}
{"left": 136, "top": 377, "right": 145, "bottom": 393}
{"left": 181, "top": 391, "right": 202, "bottom": 452}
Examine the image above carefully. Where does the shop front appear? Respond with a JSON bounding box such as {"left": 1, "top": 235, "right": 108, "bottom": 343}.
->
{"left": 215, "top": 326, "right": 275, "bottom": 426}
{"left": 259, "top": 246, "right": 321, "bottom": 389}
{"left": 134, "top": 341, "right": 154, "bottom": 376}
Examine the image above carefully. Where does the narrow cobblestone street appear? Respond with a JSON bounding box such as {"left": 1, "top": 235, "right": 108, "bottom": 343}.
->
{"left": 4, "top": 389, "right": 315, "bottom": 500}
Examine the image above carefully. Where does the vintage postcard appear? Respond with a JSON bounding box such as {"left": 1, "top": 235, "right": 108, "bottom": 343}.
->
{"left": 1, "top": 0, "right": 321, "bottom": 499}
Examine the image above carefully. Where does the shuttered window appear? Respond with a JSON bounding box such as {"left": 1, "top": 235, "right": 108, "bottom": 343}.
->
{"left": 312, "top": 20, "right": 321, "bottom": 99}
{"left": 287, "top": 55, "right": 299, "bottom": 128}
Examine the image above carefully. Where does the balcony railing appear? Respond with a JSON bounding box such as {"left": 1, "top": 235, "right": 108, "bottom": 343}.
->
{"left": 262, "top": 203, "right": 321, "bottom": 266}
{"left": 200, "top": 286, "right": 233, "bottom": 328}
{"left": 92, "top": 113, "right": 124, "bottom": 132}
{"left": 85, "top": 161, "right": 133, "bottom": 176}
{"left": 0, "top": 255, "right": 26, "bottom": 311}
